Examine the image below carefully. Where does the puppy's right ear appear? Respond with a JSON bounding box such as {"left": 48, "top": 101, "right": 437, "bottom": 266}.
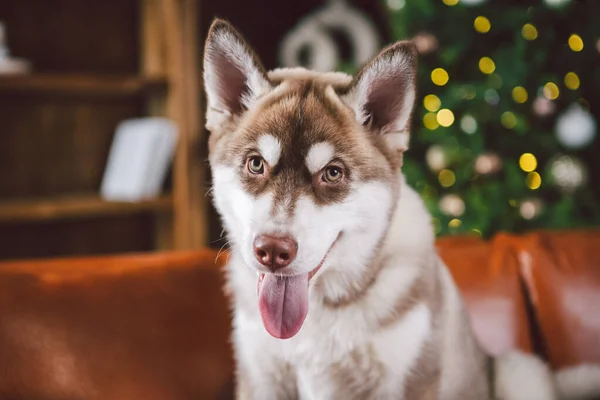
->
{"left": 203, "top": 19, "right": 270, "bottom": 131}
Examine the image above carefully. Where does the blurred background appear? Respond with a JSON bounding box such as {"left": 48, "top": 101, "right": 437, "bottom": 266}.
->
{"left": 0, "top": 0, "right": 598, "bottom": 261}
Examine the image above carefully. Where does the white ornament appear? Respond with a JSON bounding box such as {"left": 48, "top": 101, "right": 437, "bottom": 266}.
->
{"left": 461, "top": 0, "right": 488, "bottom": 5}
{"left": 533, "top": 95, "right": 556, "bottom": 117}
{"left": 544, "top": 0, "right": 571, "bottom": 9}
{"left": 279, "top": 0, "right": 381, "bottom": 72}
{"left": 414, "top": 32, "right": 438, "bottom": 54}
{"left": 519, "top": 198, "right": 543, "bottom": 220}
{"left": 0, "top": 22, "right": 31, "bottom": 75}
{"left": 484, "top": 89, "right": 499, "bottom": 106}
{"left": 439, "top": 194, "right": 465, "bottom": 217}
{"left": 460, "top": 114, "right": 478, "bottom": 134}
{"left": 475, "top": 152, "right": 502, "bottom": 175}
{"left": 426, "top": 145, "right": 447, "bottom": 172}
{"left": 386, "top": 0, "right": 406, "bottom": 11}
{"left": 549, "top": 155, "right": 587, "bottom": 192}
{"left": 555, "top": 103, "right": 597, "bottom": 149}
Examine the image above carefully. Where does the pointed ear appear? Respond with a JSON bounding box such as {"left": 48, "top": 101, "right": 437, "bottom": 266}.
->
{"left": 203, "top": 19, "right": 270, "bottom": 130}
{"left": 342, "top": 41, "right": 418, "bottom": 152}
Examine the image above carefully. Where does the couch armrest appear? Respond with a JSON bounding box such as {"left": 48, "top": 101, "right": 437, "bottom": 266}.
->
{"left": 518, "top": 230, "right": 600, "bottom": 368}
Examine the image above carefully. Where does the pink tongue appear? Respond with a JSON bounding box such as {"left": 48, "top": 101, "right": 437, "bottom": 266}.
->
{"left": 258, "top": 273, "right": 309, "bottom": 339}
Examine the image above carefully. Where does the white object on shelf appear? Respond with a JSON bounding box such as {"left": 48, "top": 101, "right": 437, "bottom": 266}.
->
{"left": 0, "top": 21, "right": 31, "bottom": 75}
{"left": 100, "top": 117, "right": 178, "bottom": 202}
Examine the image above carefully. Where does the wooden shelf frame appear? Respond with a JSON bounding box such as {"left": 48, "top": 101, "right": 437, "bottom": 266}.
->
{"left": 0, "top": 74, "right": 168, "bottom": 97}
{"left": 0, "top": 0, "right": 207, "bottom": 257}
{"left": 0, "top": 194, "right": 173, "bottom": 224}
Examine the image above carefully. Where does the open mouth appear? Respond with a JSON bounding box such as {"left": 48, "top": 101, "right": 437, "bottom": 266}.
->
{"left": 256, "top": 233, "right": 341, "bottom": 340}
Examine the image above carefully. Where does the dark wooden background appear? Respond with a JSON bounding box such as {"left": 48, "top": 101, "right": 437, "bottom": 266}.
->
{"left": 0, "top": 0, "right": 389, "bottom": 259}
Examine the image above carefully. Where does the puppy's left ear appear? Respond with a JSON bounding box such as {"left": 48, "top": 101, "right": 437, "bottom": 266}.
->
{"left": 342, "top": 41, "right": 417, "bottom": 153}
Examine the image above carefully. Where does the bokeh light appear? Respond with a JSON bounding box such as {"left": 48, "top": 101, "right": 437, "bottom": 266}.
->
{"left": 522, "top": 24, "right": 538, "bottom": 40}
{"left": 479, "top": 57, "right": 496, "bottom": 74}
{"left": 438, "top": 169, "right": 456, "bottom": 187}
{"left": 423, "top": 112, "right": 439, "bottom": 130}
{"left": 526, "top": 171, "right": 542, "bottom": 190}
{"left": 442, "top": 0, "right": 459, "bottom": 5}
{"left": 543, "top": 82, "right": 560, "bottom": 100}
{"left": 424, "top": 94, "right": 441, "bottom": 112}
{"left": 448, "top": 219, "right": 462, "bottom": 229}
{"left": 501, "top": 112, "right": 517, "bottom": 129}
{"left": 519, "top": 153, "right": 537, "bottom": 172}
{"left": 437, "top": 109, "right": 455, "bottom": 127}
{"left": 474, "top": 17, "right": 491, "bottom": 33}
{"left": 431, "top": 68, "right": 449, "bottom": 86}
{"left": 568, "top": 34, "right": 584, "bottom": 52}
{"left": 512, "top": 86, "right": 528, "bottom": 103}
{"left": 460, "top": 114, "right": 477, "bottom": 134}
{"left": 564, "top": 72, "right": 580, "bottom": 90}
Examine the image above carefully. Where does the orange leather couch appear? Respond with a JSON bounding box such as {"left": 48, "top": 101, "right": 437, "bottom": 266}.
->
{"left": 0, "top": 229, "right": 598, "bottom": 399}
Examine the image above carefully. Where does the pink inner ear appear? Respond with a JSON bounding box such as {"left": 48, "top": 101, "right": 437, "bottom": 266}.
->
{"left": 363, "top": 73, "right": 409, "bottom": 133}
{"left": 207, "top": 49, "right": 248, "bottom": 115}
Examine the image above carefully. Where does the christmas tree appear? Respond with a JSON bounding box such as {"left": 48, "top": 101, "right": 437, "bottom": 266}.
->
{"left": 382, "top": 0, "right": 600, "bottom": 238}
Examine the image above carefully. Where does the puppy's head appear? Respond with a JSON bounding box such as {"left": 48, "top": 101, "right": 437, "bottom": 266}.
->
{"left": 203, "top": 19, "right": 417, "bottom": 339}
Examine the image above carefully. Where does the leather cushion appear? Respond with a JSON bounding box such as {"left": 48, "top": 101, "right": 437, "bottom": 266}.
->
{"left": 0, "top": 250, "right": 234, "bottom": 400}
{"left": 437, "top": 234, "right": 533, "bottom": 356}
{"left": 518, "top": 230, "right": 600, "bottom": 368}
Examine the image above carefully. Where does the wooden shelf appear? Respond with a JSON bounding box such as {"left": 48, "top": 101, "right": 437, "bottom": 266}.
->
{"left": 0, "top": 194, "right": 173, "bottom": 224}
{"left": 0, "top": 74, "right": 168, "bottom": 97}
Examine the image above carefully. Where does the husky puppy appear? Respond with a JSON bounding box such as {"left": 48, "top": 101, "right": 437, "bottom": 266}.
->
{"left": 203, "top": 18, "right": 600, "bottom": 400}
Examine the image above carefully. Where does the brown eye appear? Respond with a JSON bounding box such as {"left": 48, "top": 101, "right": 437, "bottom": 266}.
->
{"left": 247, "top": 156, "right": 265, "bottom": 174}
{"left": 323, "top": 165, "right": 343, "bottom": 183}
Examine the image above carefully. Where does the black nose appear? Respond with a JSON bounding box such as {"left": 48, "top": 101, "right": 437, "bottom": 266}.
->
{"left": 253, "top": 235, "right": 297, "bottom": 272}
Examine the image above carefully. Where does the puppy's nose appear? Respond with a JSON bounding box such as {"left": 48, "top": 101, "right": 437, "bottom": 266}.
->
{"left": 253, "top": 235, "right": 297, "bottom": 272}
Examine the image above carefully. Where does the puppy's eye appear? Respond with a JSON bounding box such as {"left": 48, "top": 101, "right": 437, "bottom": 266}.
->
{"left": 323, "top": 165, "right": 343, "bottom": 183}
{"left": 247, "top": 156, "right": 265, "bottom": 174}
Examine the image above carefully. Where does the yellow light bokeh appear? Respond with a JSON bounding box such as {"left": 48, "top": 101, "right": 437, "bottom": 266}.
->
{"left": 448, "top": 219, "right": 462, "bottom": 229}
{"left": 526, "top": 171, "right": 542, "bottom": 190}
{"left": 424, "top": 94, "right": 441, "bottom": 112}
{"left": 438, "top": 169, "right": 456, "bottom": 188}
{"left": 512, "top": 86, "right": 528, "bottom": 103}
{"left": 519, "top": 153, "right": 537, "bottom": 172}
{"left": 423, "top": 112, "right": 439, "bottom": 130}
{"left": 564, "top": 72, "right": 580, "bottom": 90}
{"left": 474, "top": 16, "right": 491, "bottom": 33}
{"left": 501, "top": 112, "right": 517, "bottom": 129}
{"left": 521, "top": 24, "right": 538, "bottom": 41}
{"left": 479, "top": 57, "right": 496, "bottom": 74}
{"left": 568, "top": 34, "right": 584, "bottom": 52}
{"left": 431, "top": 68, "right": 449, "bottom": 86}
{"left": 442, "top": 0, "right": 459, "bottom": 5}
{"left": 437, "top": 109, "right": 455, "bottom": 127}
{"left": 543, "top": 82, "right": 560, "bottom": 100}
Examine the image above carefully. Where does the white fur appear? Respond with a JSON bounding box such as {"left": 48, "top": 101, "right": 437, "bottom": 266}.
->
{"left": 495, "top": 351, "right": 557, "bottom": 400}
{"left": 372, "top": 303, "right": 432, "bottom": 394}
{"left": 384, "top": 131, "right": 410, "bottom": 153}
{"left": 305, "top": 142, "right": 335, "bottom": 175}
{"left": 268, "top": 67, "right": 352, "bottom": 86}
{"left": 555, "top": 365, "right": 600, "bottom": 400}
{"left": 257, "top": 134, "right": 282, "bottom": 166}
